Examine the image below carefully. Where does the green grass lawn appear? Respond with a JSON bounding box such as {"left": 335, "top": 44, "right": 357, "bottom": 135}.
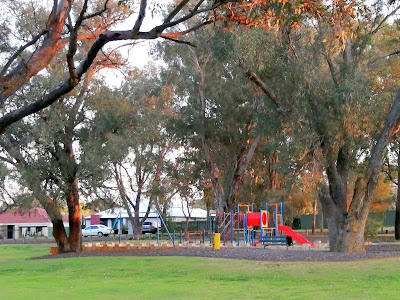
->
{"left": 1, "top": 244, "right": 399, "bottom": 300}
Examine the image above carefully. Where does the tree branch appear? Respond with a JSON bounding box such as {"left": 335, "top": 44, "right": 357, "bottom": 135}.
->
{"left": 83, "top": 0, "right": 110, "bottom": 20}
{"left": 132, "top": 0, "right": 147, "bottom": 34}
{"left": 370, "top": 4, "right": 400, "bottom": 35}
{"left": 0, "top": 1, "right": 226, "bottom": 133}
{"left": 0, "top": 30, "right": 48, "bottom": 78}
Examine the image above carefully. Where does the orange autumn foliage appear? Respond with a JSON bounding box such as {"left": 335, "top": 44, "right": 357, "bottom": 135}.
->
{"left": 217, "top": 0, "right": 356, "bottom": 32}
{"left": 370, "top": 175, "right": 396, "bottom": 212}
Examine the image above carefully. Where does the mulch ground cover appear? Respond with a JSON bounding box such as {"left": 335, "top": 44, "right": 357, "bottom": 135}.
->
{"left": 33, "top": 242, "right": 400, "bottom": 262}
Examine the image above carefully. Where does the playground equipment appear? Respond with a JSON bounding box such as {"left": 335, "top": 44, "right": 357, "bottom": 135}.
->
{"left": 209, "top": 202, "right": 314, "bottom": 247}
{"left": 106, "top": 209, "right": 176, "bottom": 246}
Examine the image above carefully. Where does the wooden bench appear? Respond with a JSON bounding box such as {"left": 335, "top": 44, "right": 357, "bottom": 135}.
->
{"left": 259, "top": 235, "right": 287, "bottom": 248}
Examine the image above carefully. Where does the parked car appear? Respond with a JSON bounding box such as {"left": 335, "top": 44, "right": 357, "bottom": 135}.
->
{"left": 142, "top": 221, "right": 161, "bottom": 234}
{"left": 82, "top": 225, "right": 114, "bottom": 237}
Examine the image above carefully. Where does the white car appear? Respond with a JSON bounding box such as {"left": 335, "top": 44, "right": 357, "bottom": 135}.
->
{"left": 82, "top": 225, "right": 114, "bottom": 237}
{"left": 142, "top": 221, "right": 161, "bottom": 234}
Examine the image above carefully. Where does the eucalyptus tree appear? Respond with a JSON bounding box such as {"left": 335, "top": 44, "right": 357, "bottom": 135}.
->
{"left": 383, "top": 141, "right": 400, "bottom": 239}
{"left": 87, "top": 68, "right": 180, "bottom": 239}
{"left": 0, "top": 29, "right": 126, "bottom": 251}
{"left": 237, "top": 2, "right": 400, "bottom": 252}
{"left": 0, "top": 0, "right": 254, "bottom": 133}
{"left": 0, "top": 68, "right": 111, "bottom": 252}
{"left": 156, "top": 26, "right": 284, "bottom": 213}
{"left": 0, "top": 0, "right": 360, "bottom": 136}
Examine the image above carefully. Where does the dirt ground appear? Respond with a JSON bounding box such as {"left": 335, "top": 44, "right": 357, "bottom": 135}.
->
{"left": 33, "top": 237, "right": 400, "bottom": 262}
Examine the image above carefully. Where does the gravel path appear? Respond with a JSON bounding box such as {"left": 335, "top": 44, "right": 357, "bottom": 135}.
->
{"left": 33, "top": 243, "right": 400, "bottom": 262}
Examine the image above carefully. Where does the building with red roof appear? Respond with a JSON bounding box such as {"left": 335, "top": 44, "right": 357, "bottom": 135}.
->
{"left": 0, "top": 207, "right": 69, "bottom": 239}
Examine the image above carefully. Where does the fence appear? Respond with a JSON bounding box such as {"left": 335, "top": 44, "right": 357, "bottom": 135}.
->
{"left": 299, "top": 211, "right": 396, "bottom": 230}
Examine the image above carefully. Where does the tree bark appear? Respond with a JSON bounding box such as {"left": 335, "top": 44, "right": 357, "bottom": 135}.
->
{"left": 312, "top": 198, "right": 317, "bottom": 235}
{"left": 0, "top": 0, "right": 70, "bottom": 102}
{"left": 52, "top": 218, "right": 70, "bottom": 252}
{"left": 63, "top": 134, "right": 82, "bottom": 253}
{"left": 43, "top": 199, "right": 71, "bottom": 253}
{"left": 225, "top": 135, "right": 261, "bottom": 211}
{"left": 65, "top": 177, "right": 82, "bottom": 252}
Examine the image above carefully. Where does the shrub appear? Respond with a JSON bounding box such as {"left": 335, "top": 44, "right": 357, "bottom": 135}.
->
{"left": 364, "top": 217, "right": 383, "bottom": 238}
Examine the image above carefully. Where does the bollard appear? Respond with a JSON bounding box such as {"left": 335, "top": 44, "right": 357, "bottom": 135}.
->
{"left": 213, "top": 233, "right": 221, "bottom": 250}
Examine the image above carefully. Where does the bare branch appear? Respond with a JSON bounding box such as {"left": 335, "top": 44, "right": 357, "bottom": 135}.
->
{"left": 161, "top": 36, "right": 196, "bottom": 47}
{"left": 160, "top": 19, "right": 213, "bottom": 41}
{"left": 0, "top": 1, "right": 226, "bottom": 132}
{"left": 384, "top": 157, "right": 399, "bottom": 185}
{"left": 0, "top": 0, "right": 70, "bottom": 102}
{"left": 241, "top": 65, "right": 279, "bottom": 106}
{"left": 370, "top": 4, "right": 400, "bottom": 35}
{"left": 165, "top": 0, "right": 190, "bottom": 23}
{"left": 0, "top": 156, "right": 16, "bottom": 166}
{"left": 132, "top": 0, "right": 147, "bottom": 34}
{"left": 0, "top": 30, "right": 48, "bottom": 78}
{"left": 155, "top": 2, "right": 215, "bottom": 34}
{"left": 83, "top": 0, "right": 110, "bottom": 20}
{"left": 364, "top": 50, "right": 400, "bottom": 71}
{"left": 320, "top": 43, "right": 339, "bottom": 87}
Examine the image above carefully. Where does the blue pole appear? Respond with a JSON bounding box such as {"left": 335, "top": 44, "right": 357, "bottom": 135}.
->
{"left": 275, "top": 205, "right": 278, "bottom": 236}
{"left": 259, "top": 209, "right": 262, "bottom": 243}
{"left": 155, "top": 210, "right": 174, "bottom": 245}
{"left": 280, "top": 202, "right": 283, "bottom": 225}
{"left": 156, "top": 217, "right": 160, "bottom": 246}
{"left": 230, "top": 211, "right": 233, "bottom": 244}
{"left": 119, "top": 213, "right": 122, "bottom": 244}
{"left": 209, "top": 215, "right": 212, "bottom": 244}
{"left": 244, "top": 212, "right": 248, "bottom": 244}
{"left": 236, "top": 212, "right": 239, "bottom": 247}
{"left": 265, "top": 203, "right": 269, "bottom": 236}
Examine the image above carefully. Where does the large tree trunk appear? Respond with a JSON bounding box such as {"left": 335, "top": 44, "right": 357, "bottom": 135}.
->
{"left": 52, "top": 218, "right": 70, "bottom": 252}
{"left": 45, "top": 196, "right": 80, "bottom": 253}
{"left": 133, "top": 209, "right": 142, "bottom": 240}
{"left": 132, "top": 191, "right": 144, "bottom": 241}
{"left": 320, "top": 90, "right": 400, "bottom": 253}
{"left": 58, "top": 136, "right": 82, "bottom": 253}
{"left": 65, "top": 177, "right": 82, "bottom": 252}
{"left": 312, "top": 199, "right": 317, "bottom": 235}
{"left": 319, "top": 182, "right": 367, "bottom": 253}
{"left": 324, "top": 208, "right": 366, "bottom": 252}
{"left": 335, "top": 215, "right": 367, "bottom": 253}
{"left": 225, "top": 135, "right": 261, "bottom": 212}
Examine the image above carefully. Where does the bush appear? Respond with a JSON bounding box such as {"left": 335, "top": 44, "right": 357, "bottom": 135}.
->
{"left": 364, "top": 217, "right": 383, "bottom": 238}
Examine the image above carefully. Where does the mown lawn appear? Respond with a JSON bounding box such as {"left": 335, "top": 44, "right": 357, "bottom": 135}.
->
{"left": 0, "top": 244, "right": 399, "bottom": 300}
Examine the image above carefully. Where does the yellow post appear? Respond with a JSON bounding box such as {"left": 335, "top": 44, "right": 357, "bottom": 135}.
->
{"left": 213, "top": 233, "right": 221, "bottom": 250}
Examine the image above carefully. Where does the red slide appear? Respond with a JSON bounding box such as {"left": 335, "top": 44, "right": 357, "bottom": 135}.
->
{"left": 278, "top": 225, "right": 315, "bottom": 246}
